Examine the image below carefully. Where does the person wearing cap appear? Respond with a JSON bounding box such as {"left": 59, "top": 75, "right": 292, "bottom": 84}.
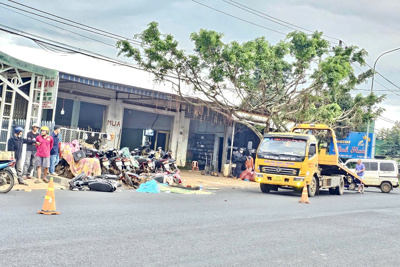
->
{"left": 7, "top": 126, "right": 28, "bottom": 185}
{"left": 22, "top": 123, "right": 40, "bottom": 180}
{"left": 35, "top": 126, "right": 54, "bottom": 183}
{"left": 49, "top": 125, "right": 62, "bottom": 176}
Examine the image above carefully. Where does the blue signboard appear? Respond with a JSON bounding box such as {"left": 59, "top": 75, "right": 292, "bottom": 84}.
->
{"left": 329, "top": 132, "right": 373, "bottom": 159}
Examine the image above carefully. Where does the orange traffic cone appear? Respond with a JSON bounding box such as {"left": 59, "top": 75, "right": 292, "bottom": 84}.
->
{"left": 37, "top": 177, "right": 60, "bottom": 215}
{"left": 299, "top": 182, "right": 310, "bottom": 204}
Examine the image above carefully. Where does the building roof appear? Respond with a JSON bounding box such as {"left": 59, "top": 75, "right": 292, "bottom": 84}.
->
{"left": 59, "top": 72, "right": 172, "bottom": 101}
{"left": 0, "top": 51, "right": 58, "bottom": 78}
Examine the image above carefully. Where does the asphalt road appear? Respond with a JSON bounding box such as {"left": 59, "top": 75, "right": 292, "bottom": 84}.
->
{"left": 1, "top": 186, "right": 400, "bottom": 267}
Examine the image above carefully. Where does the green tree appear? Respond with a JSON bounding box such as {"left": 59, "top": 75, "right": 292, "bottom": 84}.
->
{"left": 376, "top": 123, "right": 400, "bottom": 156}
{"left": 117, "top": 22, "right": 384, "bottom": 139}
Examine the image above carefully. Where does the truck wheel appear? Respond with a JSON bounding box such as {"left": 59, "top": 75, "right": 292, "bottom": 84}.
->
{"left": 335, "top": 178, "right": 344, "bottom": 195}
{"left": 380, "top": 182, "right": 392, "bottom": 193}
{"left": 307, "top": 177, "right": 317, "bottom": 197}
{"left": 260, "top": 183, "right": 271, "bottom": 193}
{"left": 329, "top": 188, "right": 336, "bottom": 195}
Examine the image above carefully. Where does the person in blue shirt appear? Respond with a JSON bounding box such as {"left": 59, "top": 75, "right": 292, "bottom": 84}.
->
{"left": 355, "top": 159, "right": 365, "bottom": 194}
{"left": 49, "top": 125, "right": 62, "bottom": 176}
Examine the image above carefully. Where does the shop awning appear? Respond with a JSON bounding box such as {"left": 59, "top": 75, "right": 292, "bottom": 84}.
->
{"left": 60, "top": 72, "right": 172, "bottom": 100}
{"left": 0, "top": 51, "right": 58, "bottom": 78}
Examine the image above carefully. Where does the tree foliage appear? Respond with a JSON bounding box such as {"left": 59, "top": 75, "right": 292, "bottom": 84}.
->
{"left": 117, "top": 22, "right": 384, "bottom": 139}
{"left": 376, "top": 123, "right": 400, "bottom": 156}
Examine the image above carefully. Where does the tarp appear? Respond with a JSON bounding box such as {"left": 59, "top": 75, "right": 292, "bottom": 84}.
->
{"left": 60, "top": 142, "right": 101, "bottom": 177}
{"left": 136, "top": 180, "right": 160, "bottom": 193}
{"left": 0, "top": 51, "right": 58, "bottom": 78}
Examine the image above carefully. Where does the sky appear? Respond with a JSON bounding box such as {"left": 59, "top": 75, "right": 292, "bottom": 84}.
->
{"left": 1, "top": 0, "right": 400, "bottom": 130}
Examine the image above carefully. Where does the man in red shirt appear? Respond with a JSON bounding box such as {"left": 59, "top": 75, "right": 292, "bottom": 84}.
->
{"left": 35, "top": 126, "right": 53, "bottom": 183}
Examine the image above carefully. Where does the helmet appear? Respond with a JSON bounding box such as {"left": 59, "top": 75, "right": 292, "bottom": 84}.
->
{"left": 32, "top": 123, "right": 40, "bottom": 128}
{"left": 158, "top": 147, "right": 162, "bottom": 150}
{"left": 14, "top": 127, "right": 23, "bottom": 134}
{"left": 41, "top": 126, "right": 49, "bottom": 132}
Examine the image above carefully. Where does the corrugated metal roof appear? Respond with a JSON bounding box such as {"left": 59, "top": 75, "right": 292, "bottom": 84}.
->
{"left": 59, "top": 72, "right": 172, "bottom": 100}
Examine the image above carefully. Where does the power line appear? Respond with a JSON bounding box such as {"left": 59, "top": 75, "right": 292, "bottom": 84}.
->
{"left": 0, "top": 24, "right": 145, "bottom": 72}
{"left": 353, "top": 88, "right": 397, "bottom": 92}
{"left": 350, "top": 63, "right": 400, "bottom": 96}
{"left": 0, "top": 1, "right": 141, "bottom": 46}
{"left": 191, "top": 0, "right": 287, "bottom": 36}
{"left": 193, "top": 0, "right": 400, "bottom": 91}
{"left": 5, "top": 0, "right": 142, "bottom": 45}
{"left": 0, "top": 5, "right": 115, "bottom": 48}
{"left": 222, "top": 0, "right": 340, "bottom": 44}
{"left": 10, "top": 0, "right": 398, "bottom": 92}
{"left": 378, "top": 115, "right": 397, "bottom": 124}
{"left": 0, "top": 24, "right": 187, "bottom": 84}
{"left": 373, "top": 69, "right": 400, "bottom": 91}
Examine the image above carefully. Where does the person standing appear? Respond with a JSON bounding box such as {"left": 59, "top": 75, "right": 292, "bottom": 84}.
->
{"left": 7, "top": 127, "right": 28, "bottom": 185}
{"left": 355, "top": 159, "right": 365, "bottom": 193}
{"left": 49, "top": 125, "right": 61, "bottom": 176}
{"left": 233, "top": 148, "right": 246, "bottom": 179}
{"left": 35, "top": 126, "right": 53, "bottom": 184}
{"left": 22, "top": 123, "right": 40, "bottom": 180}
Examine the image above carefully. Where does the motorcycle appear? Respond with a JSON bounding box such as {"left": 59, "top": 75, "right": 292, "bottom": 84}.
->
{"left": 99, "top": 154, "right": 111, "bottom": 174}
{"left": 110, "top": 156, "right": 123, "bottom": 175}
{"left": 69, "top": 172, "right": 121, "bottom": 191}
{"left": 0, "top": 160, "right": 16, "bottom": 193}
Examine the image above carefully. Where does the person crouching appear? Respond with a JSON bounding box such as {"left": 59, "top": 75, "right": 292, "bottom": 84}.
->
{"left": 34, "top": 126, "right": 53, "bottom": 184}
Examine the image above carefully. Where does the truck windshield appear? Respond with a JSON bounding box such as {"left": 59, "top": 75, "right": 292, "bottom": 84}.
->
{"left": 258, "top": 137, "right": 307, "bottom": 161}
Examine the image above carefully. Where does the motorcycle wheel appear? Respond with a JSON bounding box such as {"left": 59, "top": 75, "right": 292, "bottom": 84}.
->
{"left": 0, "top": 170, "right": 14, "bottom": 193}
{"left": 124, "top": 173, "right": 134, "bottom": 187}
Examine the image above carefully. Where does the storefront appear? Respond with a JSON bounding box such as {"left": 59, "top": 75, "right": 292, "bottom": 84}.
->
{"left": 0, "top": 51, "right": 59, "bottom": 150}
{"left": 120, "top": 109, "right": 174, "bottom": 151}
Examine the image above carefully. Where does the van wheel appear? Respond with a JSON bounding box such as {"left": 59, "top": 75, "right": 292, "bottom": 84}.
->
{"left": 260, "top": 183, "right": 271, "bottom": 193}
{"left": 329, "top": 188, "right": 336, "bottom": 195}
{"left": 335, "top": 178, "right": 344, "bottom": 195}
{"left": 307, "top": 177, "right": 317, "bottom": 197}
{"left": 348, "top": 183, "right": 356, "bottom": 191}
{"left": 380, "top": 182, "right": 392, "bottom": 193}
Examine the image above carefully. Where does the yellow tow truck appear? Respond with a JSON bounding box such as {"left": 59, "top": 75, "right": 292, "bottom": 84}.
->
{"left": 255, "top": 124, "right": 360, "bottom": 197}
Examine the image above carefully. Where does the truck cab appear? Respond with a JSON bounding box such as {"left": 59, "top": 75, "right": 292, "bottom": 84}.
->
{"left": 255, "top": 124, "right": 359, "bottom": 197}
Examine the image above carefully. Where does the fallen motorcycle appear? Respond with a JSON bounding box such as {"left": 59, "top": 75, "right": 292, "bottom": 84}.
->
{"left": 69, "top": 172, "right": 121, "bottom": 192}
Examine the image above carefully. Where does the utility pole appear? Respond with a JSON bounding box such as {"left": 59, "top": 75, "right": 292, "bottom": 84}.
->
{"left": 364, "top": 47, "right": 400, "bottom": 159}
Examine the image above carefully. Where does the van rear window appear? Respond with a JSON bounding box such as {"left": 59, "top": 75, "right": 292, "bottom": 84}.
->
{"left": 380, "top": 163, "right": 395, "bottom": 172}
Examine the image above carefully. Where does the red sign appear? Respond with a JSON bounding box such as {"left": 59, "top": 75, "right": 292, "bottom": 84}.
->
{"left": 107, "top": 120, "right": 121, "bottom": 127}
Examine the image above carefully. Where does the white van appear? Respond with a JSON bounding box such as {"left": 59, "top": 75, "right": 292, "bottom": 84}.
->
{"left": 344, "top": 159, "right": 399, "bottom": 193}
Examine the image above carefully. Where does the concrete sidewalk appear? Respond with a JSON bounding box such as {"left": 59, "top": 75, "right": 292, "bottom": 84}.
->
{"left": 179, "top": 170, "right": 258, "bottom": 190}
{"left": 12, "top": 169, "right": 259, "bottom": 191}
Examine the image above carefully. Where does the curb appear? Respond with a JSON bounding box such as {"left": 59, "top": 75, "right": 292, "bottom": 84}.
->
{"left": 33, "top": 171, "right": 70, "bottom": 185}
{"left": 50, "top": 175, "right": 70, "bottom": 185}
